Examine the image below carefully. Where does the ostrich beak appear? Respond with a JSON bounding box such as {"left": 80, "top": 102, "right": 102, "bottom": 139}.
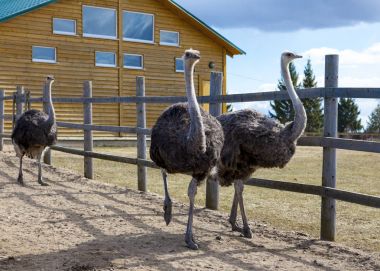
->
{"left": 294, "top": 54, "right": 303, "bottom": 59}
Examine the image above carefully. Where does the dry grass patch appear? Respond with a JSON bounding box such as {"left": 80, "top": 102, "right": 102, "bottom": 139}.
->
{"left": 51, "top": 146, "right": 380, "bottom": 252}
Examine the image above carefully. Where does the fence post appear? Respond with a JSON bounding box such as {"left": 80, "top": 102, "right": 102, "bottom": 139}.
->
{"left": 83, "top": 81, "right": 93, "bottom": 179}
{"left": 206, "top": 72, "right": 223, "bottom": 210}
{"left": 43, "top": 82, "right": 52, "bottom": 165}
{"left": 16, "top": 86, "right": 24, "bottom": 120}
{"left": 0, "top": 90, "right": 4, "bottom": 151}
{"left": 136, "top": 76, "right": 147, "bottom": 192}
{"left": 321, "top": 54, "right": 339, "bottom": 241}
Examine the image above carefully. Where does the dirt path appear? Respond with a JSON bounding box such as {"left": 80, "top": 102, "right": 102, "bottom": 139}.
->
{"left": 0, "top": 152, "right": 378, "bottom": 271}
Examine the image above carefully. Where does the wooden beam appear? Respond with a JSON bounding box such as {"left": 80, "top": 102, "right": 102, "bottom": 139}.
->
{"left": 321, "top": 54, "right": 339, "bottom": 241}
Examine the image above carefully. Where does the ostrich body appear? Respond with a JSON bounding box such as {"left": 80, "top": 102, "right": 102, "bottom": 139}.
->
{"left": 12, "top": 76, "right": 57, "bottom": 186}
{"left": 150, "top": 49, "right": 224, "bottom": 250}
{"left": 217, "top": 52, "right": 306, "bottom": 238}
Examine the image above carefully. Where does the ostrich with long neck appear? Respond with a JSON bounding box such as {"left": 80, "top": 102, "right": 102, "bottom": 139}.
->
{"left": 150, "top": 49, "right": 224, "bottom": 249}
{"left": 217, "top": 52, "right": 306, "bottom": 238}
{"left": 12, "top": 76, "right": 57, "bottom": 186}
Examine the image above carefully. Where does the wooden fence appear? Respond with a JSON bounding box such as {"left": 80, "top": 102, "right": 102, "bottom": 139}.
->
{"left": 0, "top": 54, "right": 379, "bottom": 243}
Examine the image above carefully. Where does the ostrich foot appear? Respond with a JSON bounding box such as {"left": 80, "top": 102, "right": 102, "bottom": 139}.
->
{"left": 185, "top": 234, "right": 199, "bottom": 250}
{"left": 38, "top": 179, "right": 49, "bottom": 186}
{"left": 163, "top": 198, "right": 172, "bottom": 225}
{"left": 230, "top": 221, "right": 243, "bottom": 233}
{"left": 17, "top": 175, "right": 24, "bottom": 186}
{"left": 242, "top": 226, "right": 253, "bottom": 239}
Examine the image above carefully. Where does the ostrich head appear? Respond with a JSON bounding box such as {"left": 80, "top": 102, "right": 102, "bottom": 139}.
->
{"left": 281, "top": 51, "right": 302, "bottom": 65}
{"left": 183, "top": 49, "right": 201, "bottom": 66}
{"left": 46, "top": 75, "right": 55, "bottom": 83}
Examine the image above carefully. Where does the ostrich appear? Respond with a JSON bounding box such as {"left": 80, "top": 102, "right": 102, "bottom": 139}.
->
{"left": 217, "top": 52, "right": 306, "bottom": 238}
{"left": 12, "top": 76, "right": 57, "bottom": 186}
{"left": 150, "top": 49, "right": 224, "bottom": 250}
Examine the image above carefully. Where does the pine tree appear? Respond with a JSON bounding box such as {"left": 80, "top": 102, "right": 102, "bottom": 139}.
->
{"left": 366, "top": 104, "right": 380, "bottom": 133}
{"left": 269, "top": 62, "right": 301, "bottom": 123}
{"left": 338, "top": 98, "right": 363, "bottom": 133}
{"left": 302, "top": 59, "right": 323, "bottom": 133}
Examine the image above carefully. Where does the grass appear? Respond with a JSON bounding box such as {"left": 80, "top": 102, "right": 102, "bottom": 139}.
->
{"left": 51, "top": 146, "right": 380, "bottom": 252}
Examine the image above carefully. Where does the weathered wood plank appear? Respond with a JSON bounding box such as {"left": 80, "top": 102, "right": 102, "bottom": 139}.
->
{"left": 50, "top": 145, "right": 158, "bottom": 169}
{"left": 206, "top": 72, "right": 222, "bottom": 210}
{"left": 42, "top": 81, "right": 52, "bottom": 165}
{"left": 321, "top": 54, "right": 339, "bottom": 242}
{"left": 299, "top": 136, "right": 380, "bottom": 153}
{"left": 56, "top": 121, "right": 151, "bottom": 135}
{"left": 245, "top": 178, "right": 380, "bottom": 208}
{"left": 136, "top": 76, "right": 147, "bottom": 192}
{"left": 83, "top": 81, "right": 93, "bottom": 179}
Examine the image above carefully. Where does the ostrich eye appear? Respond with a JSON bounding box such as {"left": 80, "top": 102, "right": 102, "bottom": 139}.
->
{"left": 186, "top": 53, "right": 190, "bottom": 57}
{"left": 287, "top": 53, "right": 291, "bottom": 57}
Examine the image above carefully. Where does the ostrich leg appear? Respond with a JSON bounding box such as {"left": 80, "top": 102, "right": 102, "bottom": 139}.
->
{"left": 229, "top": 190, "right": 242, "bottom": 232}
{"left": 234, "top": 179, "right": 252, "bottom": 238}
{"left": 185, "top": 178, "right": 198, "bottom": 250}
{"left": 162, "top": 169, "right": 172, "bottom": 225}
{"left": 17, "top": 154, "right": 24, "bottom": 185}
{"left": 37, "top": 153, "right": 48, "bottom": 186}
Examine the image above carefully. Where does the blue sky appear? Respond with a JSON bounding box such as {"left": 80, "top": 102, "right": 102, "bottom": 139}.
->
{"left": 176, "top": 0, "right": 380, "bottom": 127}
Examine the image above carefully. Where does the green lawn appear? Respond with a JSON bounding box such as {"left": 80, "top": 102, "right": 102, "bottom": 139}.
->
{"left": 51, "top": 146, "right": 380, "bottom": 252}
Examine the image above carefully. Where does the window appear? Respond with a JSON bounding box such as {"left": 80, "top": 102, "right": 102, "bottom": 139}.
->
{"left": 175, "top": 58, "right": 184, "bottom": 72}
{"left": 95, "top": 51, "right": 116, "bottom": 67}
{"left": 160, "top": 30, "right": 179, "bottom": 46}
{"left": 123, "top": 11, "right": 154, "bottom": 43}
{"left": 53, "top": 18, "right": 76, "bottom": 35}
{"left": 32, "top": 46, "right": 56, "bottom": 63}
{"left": 124, "top": 54, "right": 144, "bottom": 69}
{"left": 83, "top": 5, "right": 117, "bottom": 39}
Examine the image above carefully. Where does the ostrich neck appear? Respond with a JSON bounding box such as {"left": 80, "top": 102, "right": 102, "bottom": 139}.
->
{"left": 184, "top": 61, "right": 206, "bottom": 152}
{"left": 281, "top": 61, "right": 307, "bottom": 142}
{"left": 46, "top": 81, "right": 56, "bottom": 124}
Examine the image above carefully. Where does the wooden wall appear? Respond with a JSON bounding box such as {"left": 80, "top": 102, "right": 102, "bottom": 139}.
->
{"left": 0, "top": 0, "right": 225, "bottom": 136}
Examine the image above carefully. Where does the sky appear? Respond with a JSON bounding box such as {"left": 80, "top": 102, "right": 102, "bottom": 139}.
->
{"left": 175, "top": 0, "right": 380, "bottom": 128}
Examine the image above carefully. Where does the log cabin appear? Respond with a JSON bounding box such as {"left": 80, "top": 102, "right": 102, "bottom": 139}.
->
{"left": 0, "top": 0, "right": 244, "bottom": 136}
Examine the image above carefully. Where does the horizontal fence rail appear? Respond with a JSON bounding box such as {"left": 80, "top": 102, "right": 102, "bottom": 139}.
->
{"left": 245, "top": 178, "right": 380, "bottom": 208}
{"left": 18, "top": 87, "right": 380, "bottom": 105}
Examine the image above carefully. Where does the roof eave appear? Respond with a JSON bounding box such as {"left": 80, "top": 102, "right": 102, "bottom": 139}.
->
{"left": 166, "top": 0, "right": 246, "bottom": 56}
{"left": 0, "top": 0, "right": 57, "bottom": 23}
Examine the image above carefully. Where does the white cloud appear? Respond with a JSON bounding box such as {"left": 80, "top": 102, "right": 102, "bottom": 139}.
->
{"left": 302, "top": 43, "right": 380, "bottom": 66}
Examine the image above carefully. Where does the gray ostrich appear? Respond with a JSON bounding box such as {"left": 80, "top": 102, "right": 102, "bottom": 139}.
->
{"left": 150, "top": 49, "right": 224, "bottom": 250}
{"left": 217, "top": 52, "right": 306, "bottom": 238}
{"left": 12, "top": 76, "right": 57, "bottom": 186}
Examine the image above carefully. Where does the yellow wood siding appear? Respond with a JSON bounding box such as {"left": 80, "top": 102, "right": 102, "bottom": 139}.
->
{"left": 0, "top": 0, "right": 225, "bottom": 136}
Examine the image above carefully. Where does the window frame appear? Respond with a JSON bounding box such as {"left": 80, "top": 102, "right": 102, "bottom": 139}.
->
{"left": 123, "top": 10, "right": 155, "bottom": 44}
{"left": 82, "top": 5, "right": 118, "bottom": 40}
{"left": 95, "top": 51, "right": 117, "bottom": 68}
{"left": 175, "top": 57, "right": 184, "bottom": 73}
{"left": 32, "top": 46, "right": 57, "bottom": 64}
{"left": 123, "top": 53, "right": 144, "bottom": 70}
{"left": 53, "top": 18, "right": 77, "bottom": 36}
{"left": 160, "top": 30, "right": 179, "bottom": 47}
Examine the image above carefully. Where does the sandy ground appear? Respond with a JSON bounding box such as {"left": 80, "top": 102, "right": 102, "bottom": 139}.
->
{"left": 0, "top": 152, "right": 378, "bottom": 271}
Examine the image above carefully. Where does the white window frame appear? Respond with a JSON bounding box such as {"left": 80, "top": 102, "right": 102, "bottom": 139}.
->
{"left": 160, "top": 30, "right": 179, "bottom": 47}
{"left": 123, "top": 10, "right": 154, "bottom": 44}
{"left": 83, "top": 5, "right": 117, "bottom": 40}
{"left": 95, "top": 51, "right": 117, "bottom": 68}
{"left": 124, "top": 53, "right": 144, "bottom": 70}
{"left": 32, "top": 46, "right": 57, "bottom": 64}
{"left": 53, "top": 18, "right": 77, "bottom": 36}
{"left": 175, "top": 57, "right": 184, "bottom": 73}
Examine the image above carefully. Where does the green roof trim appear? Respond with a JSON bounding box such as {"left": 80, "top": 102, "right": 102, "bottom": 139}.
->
{"left": 0, "top": 0, "right": 57, "bottom": 23}
{"left": 169, "top": 0, "right": 246, "bottom": 55}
